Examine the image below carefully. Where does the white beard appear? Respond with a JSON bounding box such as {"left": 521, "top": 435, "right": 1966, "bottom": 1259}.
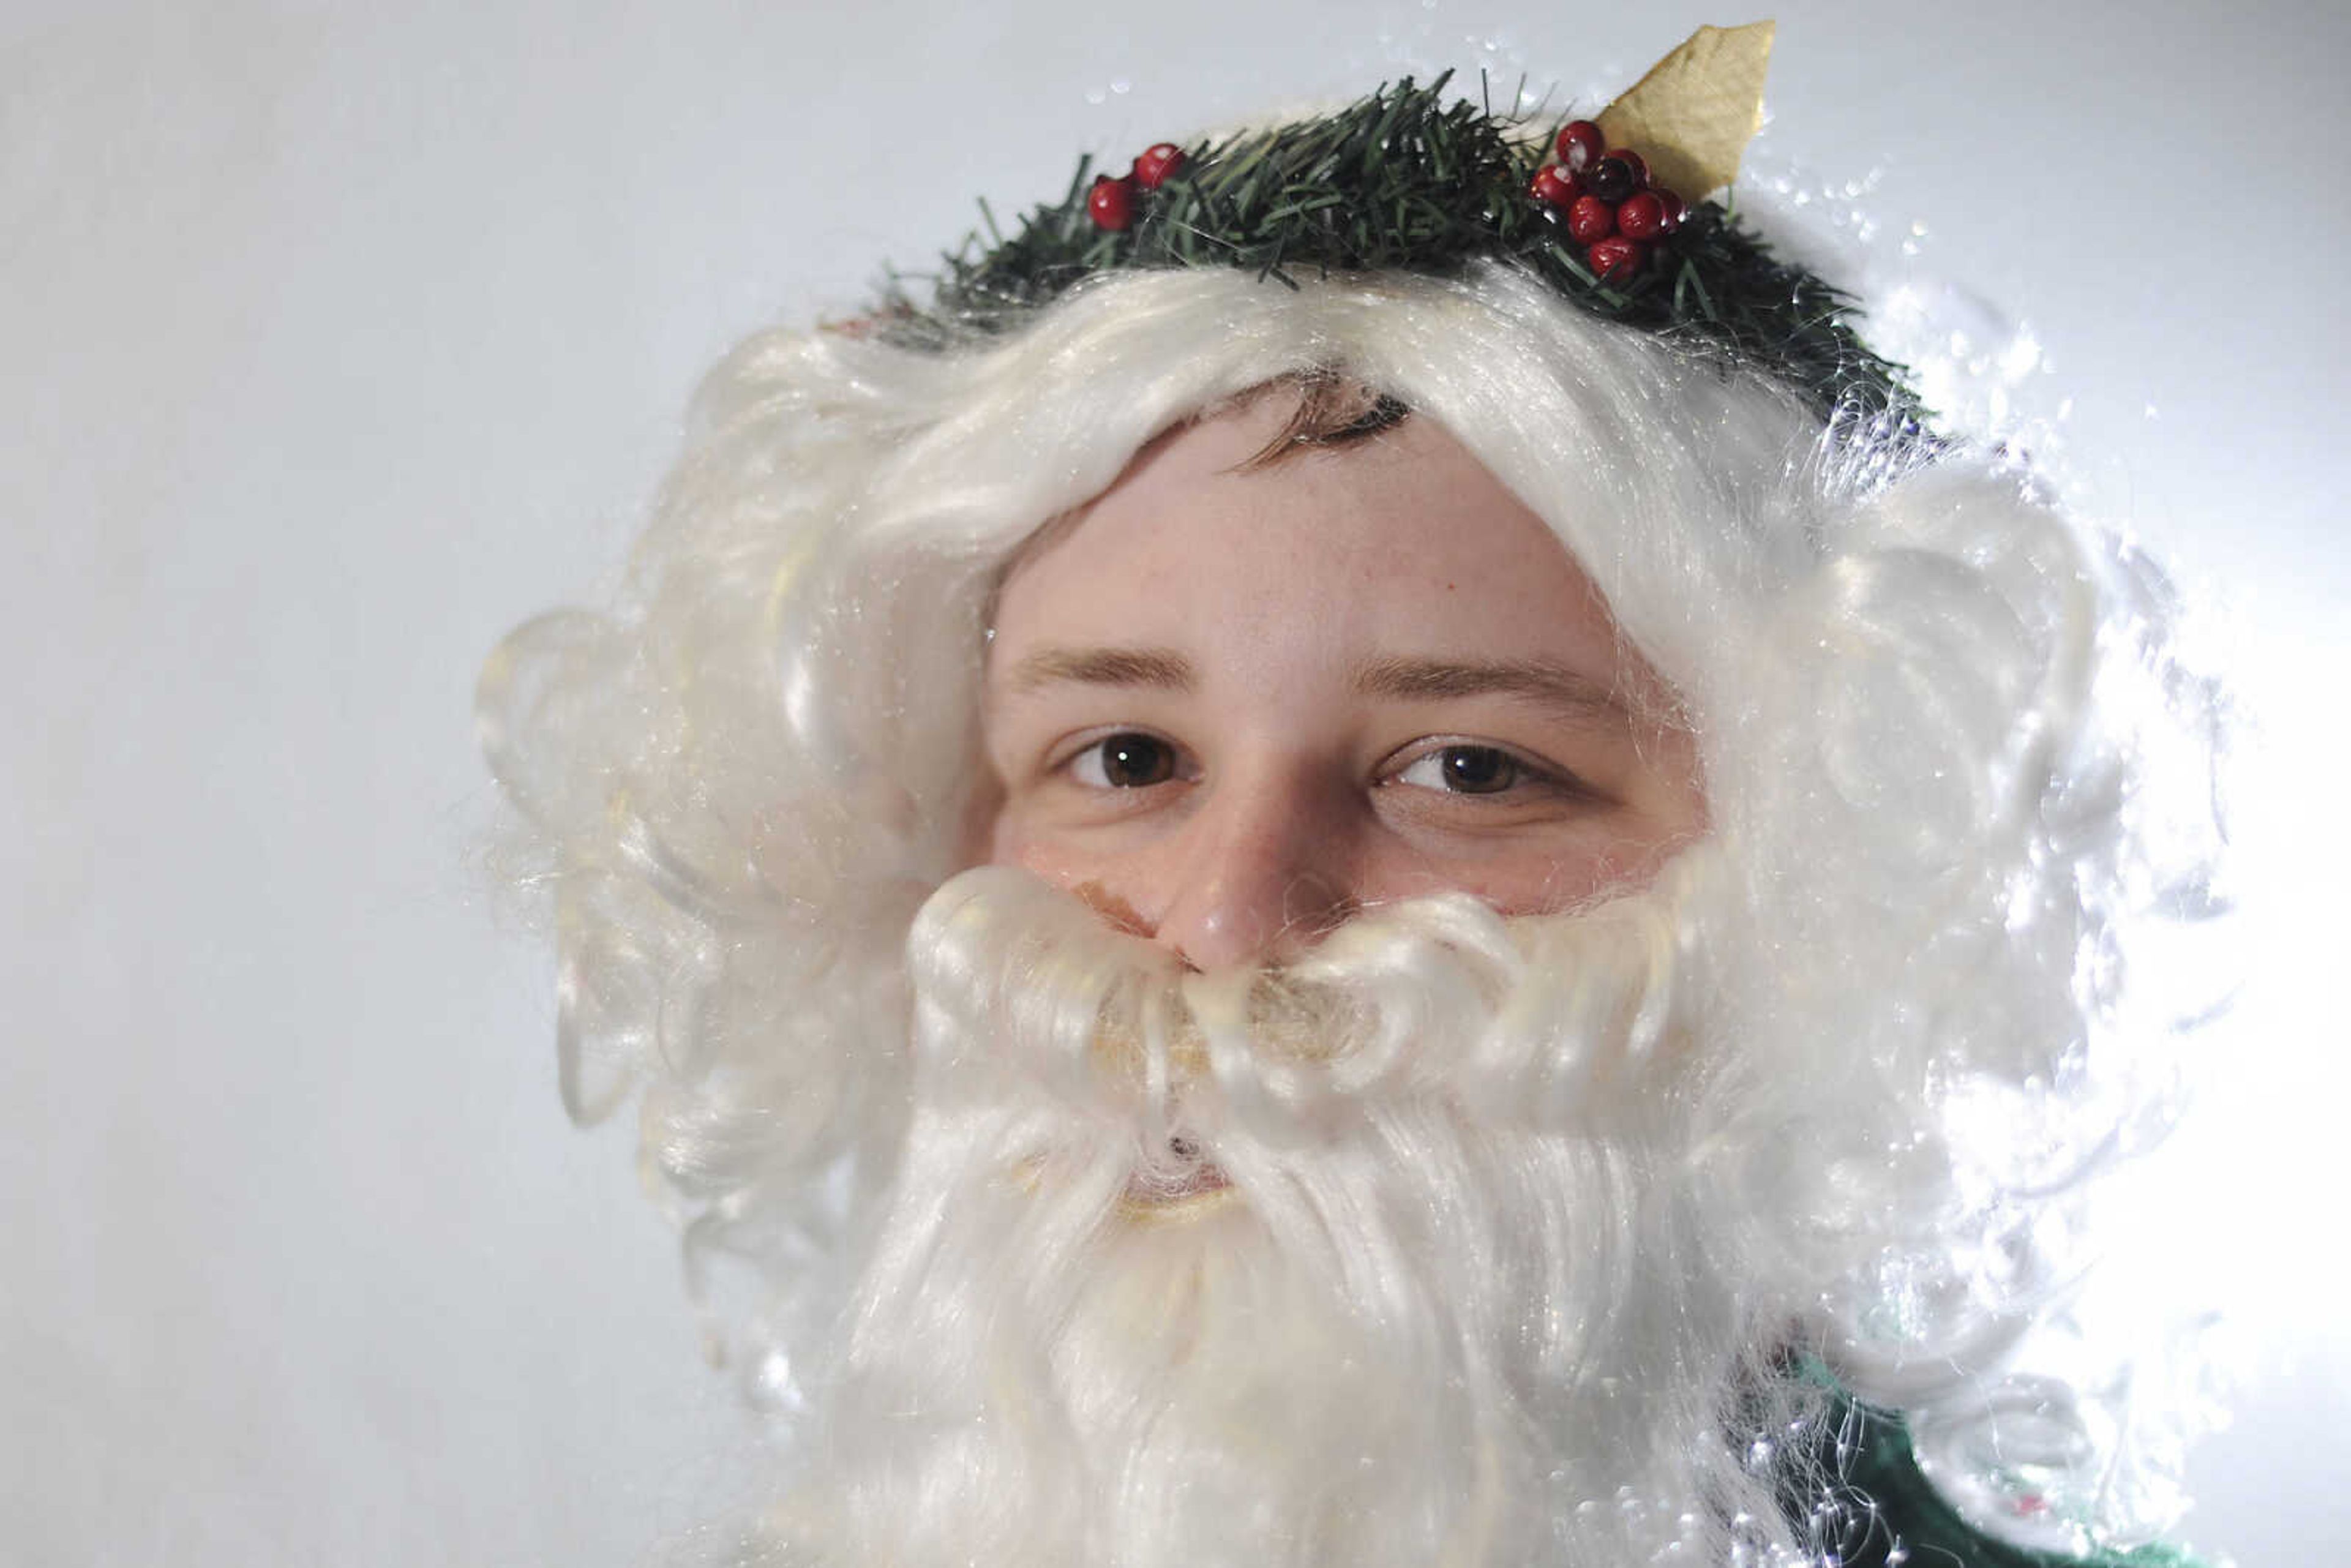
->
{"left": 761, "top": 847, "right": 1810, "bottom": 1567}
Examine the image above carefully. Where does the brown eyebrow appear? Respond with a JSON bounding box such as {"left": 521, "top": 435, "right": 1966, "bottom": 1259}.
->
{"left": 997, "top": 645, "right": 1198, "bottom": 697}
{"left": 992, "top": 647, "right": 1639, "bottom": 728}
{"left": 1349, "top": 655, "right": 1630, "bottom": 722}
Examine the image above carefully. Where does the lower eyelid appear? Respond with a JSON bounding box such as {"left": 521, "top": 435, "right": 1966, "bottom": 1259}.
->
{"left": 1390, "top": 751, "right": 1613, "bottom": 814}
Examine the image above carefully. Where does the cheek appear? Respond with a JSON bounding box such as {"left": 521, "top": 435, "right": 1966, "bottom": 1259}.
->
{"left": 1360, "top": 849, "right": 1611, "bottom": 917}
{"left": 984, "top": 822, "right": 1157, "bottom": 937}
{"left": 983, "top": 806, "right": 1042, "bottom": 872}
{"left": 983, "top": 806, "right": 1091, "bottom": 885}
{"left": 1491, "top": 850, "right": 1664, "bottom": 913}
{"left": 1359, "top": 811, "right": 1704, "bottom": 917}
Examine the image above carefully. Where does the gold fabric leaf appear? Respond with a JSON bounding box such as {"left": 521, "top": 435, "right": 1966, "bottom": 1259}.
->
{"left": 1595, "top": 20, "right": 1775, "bottom": 201}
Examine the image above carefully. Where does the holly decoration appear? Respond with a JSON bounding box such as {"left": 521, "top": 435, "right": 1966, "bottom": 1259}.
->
{"left": 1553, "top": 118, "right": 1604, "bottom": 173}
{"left": 1529, "top": 165, "right": 1578, "bottom": 207}
{"left": 877, "top": 75, "right": 1929, "bottom": 437}
{"left": 1133, "top": 142, "right": 1187, "bottom": 190}
{"left": 1587, "top": 235, "right": 1646, "bottom": 282}
{"left": 1087, "top": 174, "right": 1134, "bottom": 232}
{"left": 1565, "top": 193, "right": 1614, "bottom": 245}
{"left": 1525, "top": 122, "right": 1687, "bottom": 281}
{"left": 1085, "top": 142, "right": 1191, "bottom": 234}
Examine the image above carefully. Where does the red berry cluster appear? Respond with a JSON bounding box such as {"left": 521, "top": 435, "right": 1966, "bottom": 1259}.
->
{"left": 1527, "top": 119, "right": 1685, "bottom": 282}
{"left": 1088, "top": 142, "right": 1188, "bottom": 231}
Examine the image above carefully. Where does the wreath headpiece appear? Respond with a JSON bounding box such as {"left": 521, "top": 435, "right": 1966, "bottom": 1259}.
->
{"left": 871, "top": 23, "right": 1926, "bottom": 436}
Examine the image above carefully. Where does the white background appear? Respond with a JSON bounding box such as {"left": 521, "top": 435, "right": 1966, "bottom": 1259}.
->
{"left": 5, "top": 2, "right": 2343, "bottom": 1564}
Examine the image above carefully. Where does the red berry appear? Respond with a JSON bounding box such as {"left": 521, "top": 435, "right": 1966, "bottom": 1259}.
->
{"left": 1566, "top": 193, "right": 1616, "bottom": 243}
{"left": 1529, "top": 164, "right": 1580, "bottom": 208}
{"left": 1608, "top": 148, "right": 1651, "bottom": 189}
{"left": 1655, "top": 189, "right": 1686, "bottom": 233}
{"left": 1132, "top": 142, "right": 1187, "bottom": 190}
{"left": 1088, "top": 174, "right": 1135, "bottom": 231}
{"left": 1554, "top": 119, "right": 1605, "bottom": 173}
{"left": 1583, "top": 156, "right": 1636, "bottom": 203}
{"left": 1587, "top": 236, "right": 1648, "bottom": 280}
{"left": 1615, "top": 190, "right": 1667, "bottom": 240}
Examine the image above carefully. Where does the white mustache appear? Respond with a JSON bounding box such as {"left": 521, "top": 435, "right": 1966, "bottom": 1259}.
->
{"left": 906, "top": 853, "right": 1714, "bottom": 1153}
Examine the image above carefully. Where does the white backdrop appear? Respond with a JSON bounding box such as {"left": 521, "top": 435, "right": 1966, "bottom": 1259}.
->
{"left": 6, "top": 2, "right": 2343, "bottom": 1564}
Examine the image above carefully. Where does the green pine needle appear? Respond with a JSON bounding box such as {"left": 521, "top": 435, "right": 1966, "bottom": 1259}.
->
{"left": 875, "top": 74, "right": 1930, "bottom": 436}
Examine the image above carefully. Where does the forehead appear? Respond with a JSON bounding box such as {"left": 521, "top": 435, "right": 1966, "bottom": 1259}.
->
{"left": 992, "top": 396, "right": 1636, "bottom": 691}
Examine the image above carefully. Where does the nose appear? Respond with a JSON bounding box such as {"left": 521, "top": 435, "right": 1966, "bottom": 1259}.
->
{"left": 1146, "top": 762, "right": 1355, "bottom": 970}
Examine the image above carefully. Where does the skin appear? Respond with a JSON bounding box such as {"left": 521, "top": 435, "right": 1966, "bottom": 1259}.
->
{"left": 981, "top": 393, "right": 1707, "bottom": 972}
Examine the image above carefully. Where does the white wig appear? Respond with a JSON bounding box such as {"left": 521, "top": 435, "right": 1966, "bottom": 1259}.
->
{"left": 481, "top": 259, "right": 2221, "bottom": 1555}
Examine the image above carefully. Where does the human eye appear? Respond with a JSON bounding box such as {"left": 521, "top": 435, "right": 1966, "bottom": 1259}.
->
{"left": 1063, "top": 730, "right": 1183, "bottom": 790}
{"left": 1384, "top": 740, "right": 1591, "bottom": 803}
{"left": 1393, "top": 743, "right": 1523, "bottom": 795}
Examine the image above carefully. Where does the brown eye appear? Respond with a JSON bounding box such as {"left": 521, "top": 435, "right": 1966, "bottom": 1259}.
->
{"left": 1436, "top": 745, "right": 1518, "bottom": 793}
{"left": 1076, "top": 732, "right": 1177, "bottom": 788}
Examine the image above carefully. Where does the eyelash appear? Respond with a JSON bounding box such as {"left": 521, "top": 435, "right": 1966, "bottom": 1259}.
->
{"left": 1384, "top": 737, "right": 1591, "bottom": 803}
{"left": 1052, "top": 730, "right": 1585, "bottom": 802}
{"left": 1063, "top": 730, "right": 1187, "bottom": 790}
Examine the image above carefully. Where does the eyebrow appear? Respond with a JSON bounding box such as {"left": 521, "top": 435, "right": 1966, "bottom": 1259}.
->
{"left": 1349, "top": 655, "right": 1631, "bottom": 723}
{"left": 995, "top": 645, "right": 1632, "bottom": 726}
{"left": 998, "top": 645, "right": 1197, "bottom": 696}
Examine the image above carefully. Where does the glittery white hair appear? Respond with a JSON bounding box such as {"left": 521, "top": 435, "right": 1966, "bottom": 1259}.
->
{"left": 480, "top": 260, "right": 2221, "bottom": 1559}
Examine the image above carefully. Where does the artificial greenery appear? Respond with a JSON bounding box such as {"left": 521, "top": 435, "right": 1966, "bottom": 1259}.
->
{"left": 1808, "top": 1389, "right": 2209, "bottom": 1568}
{"left": 875, "top": 73, "right": 1928, "bottom": 434}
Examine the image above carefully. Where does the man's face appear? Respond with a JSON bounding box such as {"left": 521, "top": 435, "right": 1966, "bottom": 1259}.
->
{"left": 982, "top": 392, "right": 1708, "bottom": 968}
{"left": 801, "top": 395, "right": 1790, "bottom": 1564}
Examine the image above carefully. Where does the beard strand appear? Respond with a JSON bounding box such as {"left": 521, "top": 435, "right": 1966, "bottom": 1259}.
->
{"left": 759, "top": 849, "right": 1807, "bottom": 1567}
